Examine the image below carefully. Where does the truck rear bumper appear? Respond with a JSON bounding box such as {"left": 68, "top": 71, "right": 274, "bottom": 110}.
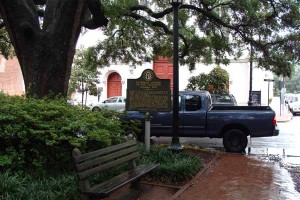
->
{"left": 273, "top": 125, "right": 280, "bottom": 136}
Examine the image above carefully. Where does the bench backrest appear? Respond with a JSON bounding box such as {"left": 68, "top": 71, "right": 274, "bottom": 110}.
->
{"left": 72, "top": 140, "right": 139, "bottom": 182}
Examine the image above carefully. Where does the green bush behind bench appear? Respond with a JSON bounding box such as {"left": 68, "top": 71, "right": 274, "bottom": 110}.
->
{"left": 0, "top": 93, "right": 127, "bottom": 172}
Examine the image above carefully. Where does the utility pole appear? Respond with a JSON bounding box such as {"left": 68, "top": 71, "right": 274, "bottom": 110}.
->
{"left": 248, "top": 43, "right": 253, "bottom": 106}
{"left": 169, "top": 0, "right": 183, "bottom": 151}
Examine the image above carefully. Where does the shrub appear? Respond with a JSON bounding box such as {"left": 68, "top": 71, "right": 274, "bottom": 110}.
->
{"left": 0, "top": 93, "right": 126, "bottom": 173}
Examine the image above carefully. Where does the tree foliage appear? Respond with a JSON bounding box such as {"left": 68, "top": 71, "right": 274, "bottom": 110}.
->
{"left": 0, "top": 28, "right": 14, "bottom": 58}
{"left": 186, "top": 65, "right": 229, "bottom": 93}
{"left": 90, "top": 0, "right": 300, "bottom": 77}
{"left": 1, "top": 0, "right": 300, "bottom": 98}
{"left": 68, "top": 47, "right": 101, "bottom": 101}
{"left": 285, "top": 65, "right": 300, "bottom": 93}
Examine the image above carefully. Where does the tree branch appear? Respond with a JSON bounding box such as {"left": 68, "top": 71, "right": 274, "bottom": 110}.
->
{"left": 82, "top": 0, "right": 108, "bottom": 29}
{"left": 0, "top": 0, "right": 41, "bottom": 62}
{"left": 125, "top": 12, "right": 189, "bottom": 58}
{"left": 129, "top": 5, "right": 173, "bottom": 19}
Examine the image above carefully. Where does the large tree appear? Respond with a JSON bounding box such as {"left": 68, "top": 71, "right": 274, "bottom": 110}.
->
{"left": 0, "top": 0, "right": 107, "bottom": 98}
{"left": 1, "top": 0, "right": 300, "bottom": 98}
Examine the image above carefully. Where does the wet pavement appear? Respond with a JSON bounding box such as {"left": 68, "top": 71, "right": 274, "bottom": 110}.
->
{"left": 175, "top": 154, "right": 300, "bottom": 200}
{"left": 102, "top": 152, "right": 300, "bottom": 200}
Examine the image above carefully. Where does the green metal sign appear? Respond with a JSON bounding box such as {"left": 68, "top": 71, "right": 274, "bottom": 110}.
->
{"left": 126, "top": 69, "right": 171, "bottom": 112}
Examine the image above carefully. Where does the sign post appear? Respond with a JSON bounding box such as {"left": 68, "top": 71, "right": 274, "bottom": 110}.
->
{"left": 144, "top": 112, "right": 151, "bottom": 153}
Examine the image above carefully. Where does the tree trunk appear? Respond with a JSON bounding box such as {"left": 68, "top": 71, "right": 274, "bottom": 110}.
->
{"left": 0, "top": 0, "right": 89, "bottom": 98}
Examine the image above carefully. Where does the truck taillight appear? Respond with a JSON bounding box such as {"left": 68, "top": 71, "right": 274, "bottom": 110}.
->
{"left": 273, "top": 116, "right": 277, "bottom": 125}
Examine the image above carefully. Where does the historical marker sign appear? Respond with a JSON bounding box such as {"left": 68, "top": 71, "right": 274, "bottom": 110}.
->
{"left": 126, "top": 69, "right": 171, "bottom": 112}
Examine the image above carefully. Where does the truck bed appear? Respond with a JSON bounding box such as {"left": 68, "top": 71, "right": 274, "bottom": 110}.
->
{"left": 211, "top": 106, "right": 272, "bottom": 111}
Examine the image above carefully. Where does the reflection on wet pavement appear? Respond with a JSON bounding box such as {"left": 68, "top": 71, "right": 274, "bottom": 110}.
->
{"left": 245, "top": 146, "right": 300, "bottom": 199}
{"left": 176, "top": 154, "right": 300, "bottom": 200}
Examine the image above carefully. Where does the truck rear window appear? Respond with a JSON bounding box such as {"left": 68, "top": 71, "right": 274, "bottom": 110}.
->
{"left": 185, "top": 95, "right": 201, "bottom": 111}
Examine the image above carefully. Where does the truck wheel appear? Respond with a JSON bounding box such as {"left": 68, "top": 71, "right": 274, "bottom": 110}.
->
{"left": 223, "top": 129, "right": 248, "bottom": 153}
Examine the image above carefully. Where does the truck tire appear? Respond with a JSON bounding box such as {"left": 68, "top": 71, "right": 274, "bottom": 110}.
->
{"left": 223, "top": 129, "right": 248, "bottom": 153}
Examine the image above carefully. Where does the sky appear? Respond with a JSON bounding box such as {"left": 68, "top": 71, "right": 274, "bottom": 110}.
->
{"left": 76, "top": 29, "right": 104, "bottom": 48}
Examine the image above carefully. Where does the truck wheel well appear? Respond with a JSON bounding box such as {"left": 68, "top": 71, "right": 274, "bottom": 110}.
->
{"left": 221, "top": 124, "right": 249, "bottom": 137}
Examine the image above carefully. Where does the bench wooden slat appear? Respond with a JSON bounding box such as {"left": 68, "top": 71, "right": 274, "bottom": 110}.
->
{"left": 76, "top": 146, "right": 138, "bottom": 171}
{"left": 74, "top": 140, "right": 137, "bottom": 163}
{"left": 78, "top": 152, "right": 140, "bottom": 180}
{"left": 85, "top": 164, "right": 159, "bottom": 198}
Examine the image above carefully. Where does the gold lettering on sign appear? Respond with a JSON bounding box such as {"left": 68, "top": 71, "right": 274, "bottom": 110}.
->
{"left": 128, "top": 90, "right": 170, "bottom": 110}
{"left": 135, "top": 81, "right": 162, "bottom": 89}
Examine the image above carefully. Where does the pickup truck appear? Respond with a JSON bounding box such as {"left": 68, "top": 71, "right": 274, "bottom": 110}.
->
{"left": 124, "top": 91, "right": 279, "bottom": 152}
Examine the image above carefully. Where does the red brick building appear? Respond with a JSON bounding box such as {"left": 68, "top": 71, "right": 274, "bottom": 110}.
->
{"left": 0, "top": 55, "right": 25, "bottom": 96}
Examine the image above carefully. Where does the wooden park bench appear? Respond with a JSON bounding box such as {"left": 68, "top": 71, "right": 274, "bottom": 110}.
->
{"left": 72, "top": 140, "right": 159, "bottom": 200}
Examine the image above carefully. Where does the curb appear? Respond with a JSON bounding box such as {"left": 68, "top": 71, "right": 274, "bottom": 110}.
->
{"left": 170, "top": 153, "right": 222, "bottom": 200}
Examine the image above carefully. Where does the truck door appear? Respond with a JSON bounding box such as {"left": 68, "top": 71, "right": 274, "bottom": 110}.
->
{"left": 150, "top": 96, "right": 184, "bottom": 137}
{"left": 182, "top": 94, "right": 207, "bottom": 136}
